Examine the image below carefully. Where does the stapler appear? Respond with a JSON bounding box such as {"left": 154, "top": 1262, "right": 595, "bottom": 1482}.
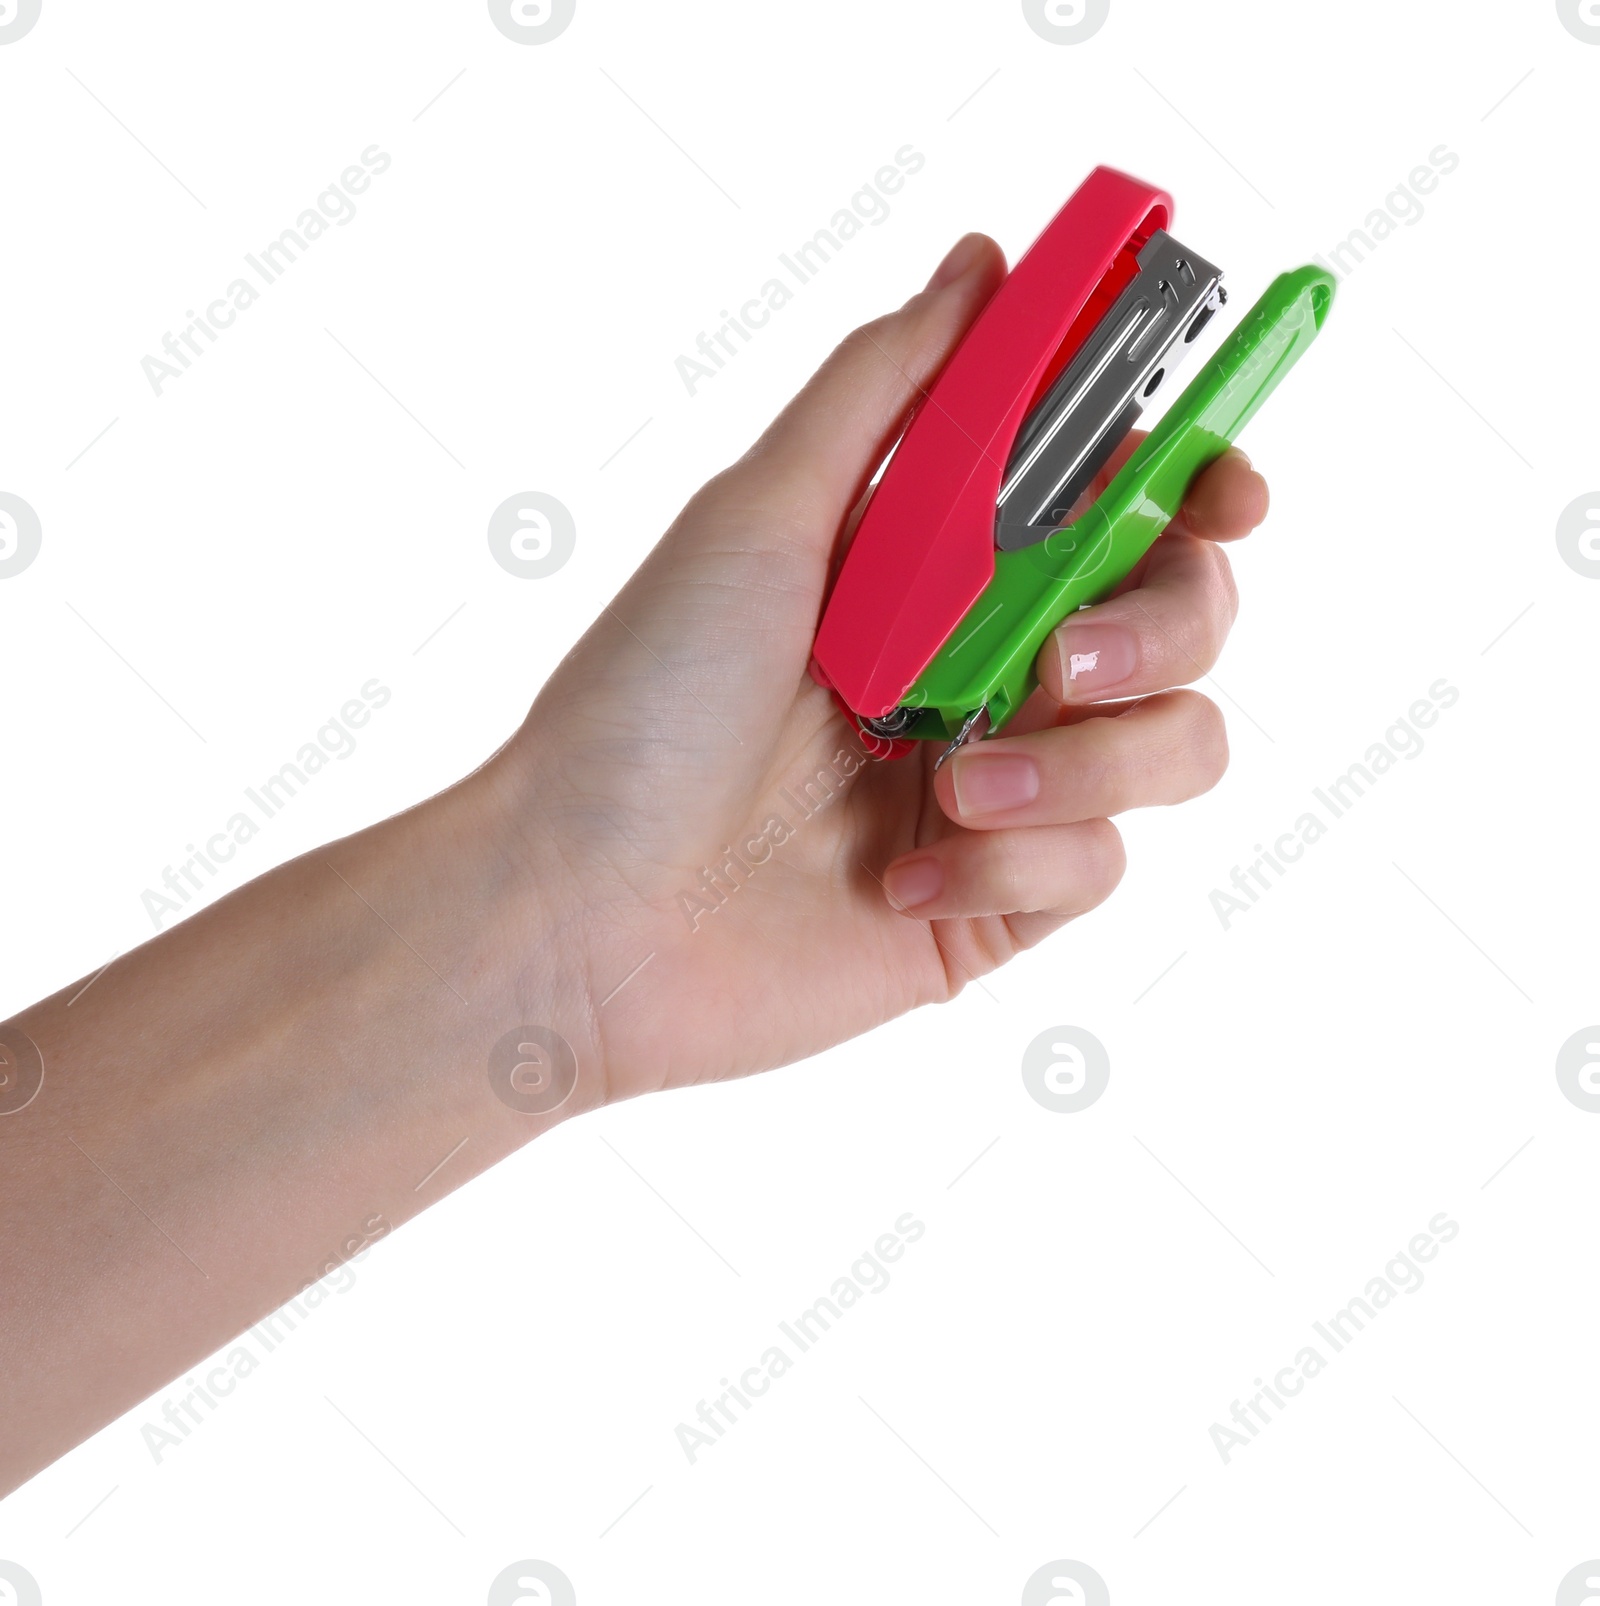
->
{"left": 810, "top": 166, "right": 1334, "bottom": 764}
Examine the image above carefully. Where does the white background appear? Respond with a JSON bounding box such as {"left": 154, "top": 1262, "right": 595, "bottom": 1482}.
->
{"left": 2, "top": 1, "right": 1597, "bottom": 1602}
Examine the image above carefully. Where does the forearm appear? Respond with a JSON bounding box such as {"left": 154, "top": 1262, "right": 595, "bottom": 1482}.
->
{"left": 0, "top": 235, "right": 1274, "bottom": 1502}
{"left": 0, "top": 764, "right": 592, "bottom": 1495}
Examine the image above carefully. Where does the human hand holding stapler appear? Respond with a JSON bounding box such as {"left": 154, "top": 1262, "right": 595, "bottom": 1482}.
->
{"left": 0, "top": 167, "right": 1330, "bottom": 1494}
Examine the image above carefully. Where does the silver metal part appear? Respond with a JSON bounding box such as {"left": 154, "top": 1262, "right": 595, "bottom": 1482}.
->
{"left": 995, "top": 229, "right": 1225, "bottom": 552}
{"left": 859, "top": 233, "right": 1225, "bottom": 750}
{"left": 933, "top": 706, "right": 991, "bottom": 772}
{"left": 859, "top": 706, "right": 923, "bottom": 741}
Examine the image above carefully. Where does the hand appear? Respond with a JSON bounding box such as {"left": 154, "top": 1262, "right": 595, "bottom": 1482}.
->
{"left": 488, "top": 233, "right": 1272, "bottom": 1106}
{"left": 0, "top": 233, "right": 1272, "bottom": 1493}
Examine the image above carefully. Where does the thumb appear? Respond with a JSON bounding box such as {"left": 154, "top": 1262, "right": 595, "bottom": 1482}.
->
{"left": 682, "top": 232, "right": 1007, "bottom": 564}
{"left": 575, "top": 235, "right": 1007, "bottom": 761}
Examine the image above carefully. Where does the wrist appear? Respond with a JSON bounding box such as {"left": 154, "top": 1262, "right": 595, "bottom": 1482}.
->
{"left": 0, "top": 761, "right": 603, "bottom": 1494}
{"left": 434, "top": 755, "right": 613, "bottom": 1129}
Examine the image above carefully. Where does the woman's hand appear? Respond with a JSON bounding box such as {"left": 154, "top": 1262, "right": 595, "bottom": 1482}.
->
{"left": 0, "top": 233, "right": 1270, "bottom": 1494}
{"left": 487, "top": 233, "right": 1271, "bottom": 1108}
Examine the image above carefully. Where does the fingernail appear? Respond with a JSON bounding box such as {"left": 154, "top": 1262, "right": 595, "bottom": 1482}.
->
{"left": 926, "top": 233, "right": 985, "bottom": 291}
{"left": 952, "top": 751, "right": 1040, "bottom": 818}
{"left": 1054, "top": 620, "right": 1138, "bottom": 696}
{"left": 883, "top": 855, "right": 943, "bottom": 911}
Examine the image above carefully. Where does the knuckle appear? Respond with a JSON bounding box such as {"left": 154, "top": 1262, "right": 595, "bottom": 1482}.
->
{"left": 1131, "top": 612, "right": 1201, "bottom": 692}
{"left": 1208, "top": 543, "right": 1240, "bottom": 630}
{"left": 842, "top": 311, "right": 901, "bottom": 361}
{"left": 1148, "top": 544, "right": 1236, "bottom": 682}
{"left": 1074, "top": 719, "right": 1127, "bottom": 812}
{"left": 1077, "top": 818, "right": 1127, "bottom": 903}
{"left": 1187, "top": 552, "right": 1235, "bottom": 668}
{"left": 989, "top": 849, "right": 1032, "bottom": 913}
{"left": 1183, "top": 692, "right": 1230, "bottom": 790}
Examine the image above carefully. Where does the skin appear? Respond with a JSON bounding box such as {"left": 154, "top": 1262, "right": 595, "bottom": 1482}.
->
{"left": 0, "top": 232, "right": 1272, "bottom": 1496}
